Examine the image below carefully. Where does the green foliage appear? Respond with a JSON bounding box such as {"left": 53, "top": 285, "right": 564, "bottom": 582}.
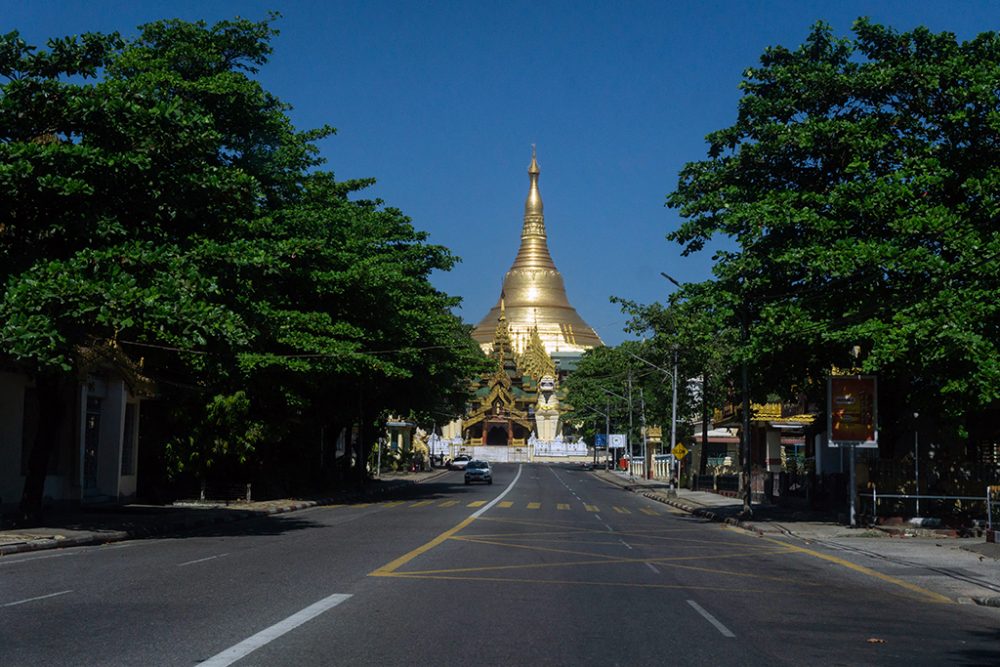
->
{"left": 666, "top": 19, "right": 1000, "bottom": 429}
{"left": 563, "top": 342, "right": 675, "bottom": 447}
{"left": 165, "top": 391, "right": 264, "bottom": 480}
{"left": 1, "top": 15, "right": 484, "bottom": 492}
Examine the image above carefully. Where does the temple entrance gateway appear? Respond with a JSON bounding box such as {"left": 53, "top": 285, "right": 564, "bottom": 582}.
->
{"left": 486, "top": 425, "right": 509, "bottom": 446}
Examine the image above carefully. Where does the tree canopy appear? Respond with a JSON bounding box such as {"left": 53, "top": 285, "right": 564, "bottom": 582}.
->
{"left": 666, "top": 19, "right": 1000, "bottom": 438}
{"left": 1, "top": 15, "right": 483, "bottom": 517}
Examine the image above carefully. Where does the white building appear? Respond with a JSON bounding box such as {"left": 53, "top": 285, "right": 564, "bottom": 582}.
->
{"left": 0, "top": 367, "right": 148, "bottom": 511}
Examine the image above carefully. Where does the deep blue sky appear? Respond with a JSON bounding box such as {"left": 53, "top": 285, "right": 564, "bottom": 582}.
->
{"left": 5, "top": 1, "right": 999, "bottom": 345}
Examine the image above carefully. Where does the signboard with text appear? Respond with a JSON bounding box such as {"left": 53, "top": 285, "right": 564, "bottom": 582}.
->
{"left": 827, "top": 375, "right": 878, "bottom": 448}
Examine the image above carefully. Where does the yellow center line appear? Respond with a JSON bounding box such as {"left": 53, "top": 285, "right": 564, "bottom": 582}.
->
{"left": 759, "top": 536, "right": 952, "bottom": 604}
{"left": 409, "top": 500, "right": 434, "bottom": 508}
{"left": 556, "top": 503, "right": 570, "bottom": 511}
{"left": 613, "top": 506, "right": 632, "bottom": 514}
{"left": 438, "top": 500, "right": 460, "bottom": 507}
{"left": 382, "top": 501, "right": 404, "bottom": 508}
{"left": 467, "top": 501, "right": 487, "bottom": 508}
{"left": 584, "top": 504, "right": 599, "bottom": 512}
{"left": 371, "top": 515, "right": 477, "bottom": 576}
{"left": 640, "top": 508, "right": 659, "bottom": 516}
{"left": 498, "top": 501, "right": 514, "bottom": 508}
{"left": 527, "top": 502, "right": 541, "bottom": 510}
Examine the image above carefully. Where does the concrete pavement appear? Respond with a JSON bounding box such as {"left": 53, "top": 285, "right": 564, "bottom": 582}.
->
{"left": 595, "top": 468, "right": 1000, "bottom": 606}
{"left": 5, "top": 463, "right": 999, "bottom": 608}
{"left": 0, "top": 468, "right": 449, "bottom": 556}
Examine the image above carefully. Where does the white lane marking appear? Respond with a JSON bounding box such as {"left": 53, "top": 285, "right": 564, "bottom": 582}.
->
{"left": 177, "top": 553, "right": 230, "bottom": 567}
{"left": 3, "top": 590, "right": 73, "bottom": 607}
{"left": 470, "top": 465, "right": 523, "bottom": 519}
{"left": 687, "top": 600, "right": 735, "bottom": 638}
{"left": 0, "top": 552, "right": 79, "bottom": 566}
{"left": 646, "top": 562, "right": 660, "bottom": 574}
{"left": 199, "top": 592, "right": 352, "bottom": 667}
{"left": 619, "top": 539, "right": 633, "bottom": 550}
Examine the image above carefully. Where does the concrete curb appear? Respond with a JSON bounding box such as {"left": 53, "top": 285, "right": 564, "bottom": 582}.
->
{"left": 973, "top": 596, "right": 1000, "bottom": 608}
{"left": 0, "top": 474, "right": 443, "bottom": 557}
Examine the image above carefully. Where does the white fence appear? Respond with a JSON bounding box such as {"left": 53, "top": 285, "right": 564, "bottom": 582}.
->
{"left": 627, "top": 457, "right": 674, "bottom": 480}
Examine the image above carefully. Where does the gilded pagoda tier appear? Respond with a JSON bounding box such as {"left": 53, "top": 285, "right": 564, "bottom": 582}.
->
{"left": 472, "top": 149, "right": 603, "bottom": 355}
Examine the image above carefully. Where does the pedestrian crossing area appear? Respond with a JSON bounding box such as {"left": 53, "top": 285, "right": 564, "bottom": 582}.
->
{"left": 334, "top": 499, "right": 664, "bottom": 515}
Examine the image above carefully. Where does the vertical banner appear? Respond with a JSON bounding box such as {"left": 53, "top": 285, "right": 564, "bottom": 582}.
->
{"left": 827, "top": 375, "right": 878, "bottom": 447}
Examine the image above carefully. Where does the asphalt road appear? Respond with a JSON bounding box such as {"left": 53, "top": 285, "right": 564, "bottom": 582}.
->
{"left": 2, "top": 463, "right": 998, "bottom": 666}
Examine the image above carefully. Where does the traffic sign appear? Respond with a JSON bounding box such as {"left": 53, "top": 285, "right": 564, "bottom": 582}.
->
{"left": 671, "top": 443, "right": 689, "bottom": 460}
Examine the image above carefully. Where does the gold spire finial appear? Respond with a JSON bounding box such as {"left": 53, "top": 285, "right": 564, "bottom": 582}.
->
{"left": 522, "top": 146, "right": 546, "bottom": 247}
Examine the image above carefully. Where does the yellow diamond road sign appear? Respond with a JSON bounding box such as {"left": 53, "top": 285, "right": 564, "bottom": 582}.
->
{"left": 672, "top": 443, "right": 689, "bottom": 460}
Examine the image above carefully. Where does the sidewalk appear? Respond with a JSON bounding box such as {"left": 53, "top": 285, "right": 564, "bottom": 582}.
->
{"left": 596, "top": 468, "right": 1000, "bottom": 606}
{"left": 0, "top": 468, "right": 449, "bottom": 556}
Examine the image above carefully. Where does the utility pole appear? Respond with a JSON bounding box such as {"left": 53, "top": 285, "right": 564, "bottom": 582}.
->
{"left": 740, "top": 306, "right": 752, "bottom": 518}
{"left": 700, "top": 373, "right": 709, "bottom": 476}
{"left": 670, "top": 346, "right": 679, "bottom": 495}
{"left": 627, "top": 373, "right": 634, "bottom": 480}
{"left": 914, "top": 412, "right": 920, "bottom": 517}
{"left": 640, "top": 387, "right": 649, "bottom": 480}
{"left": 606, "top": 397, "right": 611, "bottom": 470}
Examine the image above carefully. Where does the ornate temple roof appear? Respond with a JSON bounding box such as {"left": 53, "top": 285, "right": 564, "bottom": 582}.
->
{"left": 472, "top": 148, "right": 603, "bottom": 356}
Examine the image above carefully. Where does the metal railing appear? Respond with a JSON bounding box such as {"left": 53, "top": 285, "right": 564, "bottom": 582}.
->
{"left": 869, "top": 486, "right": 990, "bottom": 524}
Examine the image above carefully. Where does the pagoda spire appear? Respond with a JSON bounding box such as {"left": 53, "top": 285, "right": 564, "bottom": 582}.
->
{"left": 512, "top": 147, "right": 556, "bottom": 270}
{"left": 472, "top": 147, "right": 603, "bottom": 355}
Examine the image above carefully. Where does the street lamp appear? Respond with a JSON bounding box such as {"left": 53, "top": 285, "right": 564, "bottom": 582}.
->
{"left": 625, "top": 350, "right": 680, "bottom": 495}
{"left": 914, "top": 412, "right": 920, "bottom": 517}
{"left": 602, "top": 387, "right": 632, "bottom": 476}
{"left": 581, "top": 404, "right": 611, "bottom": 469}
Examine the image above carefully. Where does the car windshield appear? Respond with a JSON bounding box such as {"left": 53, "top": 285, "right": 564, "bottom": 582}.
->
{"left": 468, "top": 461, "right": 488, "bottom": 469}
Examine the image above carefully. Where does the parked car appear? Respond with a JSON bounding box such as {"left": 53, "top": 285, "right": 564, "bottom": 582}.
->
{"left": 464, "top": 460, "right": 493, "bottom": 485}
{"left": 448, "top": 454, "right": 472, "bottom": 470}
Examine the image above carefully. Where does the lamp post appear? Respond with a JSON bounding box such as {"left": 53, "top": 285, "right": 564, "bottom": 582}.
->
{"left": 602, "top": 387, "right": 631, "bottom": 477}
{"left": 625, "top": 350, "right": 680, "bottom": 491}
{"left": 582, "top": 404, "right": 611, "bottom": 469}
{"left": 914, "top": 412, "right": 920, "bottom": 517}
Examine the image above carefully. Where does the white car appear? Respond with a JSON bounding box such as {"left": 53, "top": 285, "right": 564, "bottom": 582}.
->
{"left": 464, "top": 460, "right": 493, "bottom": 485}
{"left": 448, "top": 455, "right": 472, "bottom": 470}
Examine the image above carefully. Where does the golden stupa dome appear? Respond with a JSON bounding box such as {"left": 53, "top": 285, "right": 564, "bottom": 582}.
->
{"left": 472, "top": 148, "right": 603, "bottom": 356}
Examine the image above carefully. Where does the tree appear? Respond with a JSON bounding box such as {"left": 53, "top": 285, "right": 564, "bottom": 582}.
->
{"left": 667, "top": 19, "right": 1000, "bottom": 445}
{"left": 1, "top": 16, "right": 484, "bottom": 520}
{"left": 0, "top": 22, "right": 259, "bottom": 521}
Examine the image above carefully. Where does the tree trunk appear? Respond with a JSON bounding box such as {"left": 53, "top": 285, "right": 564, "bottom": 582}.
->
{"left": 18, "top": 374, "right": 65, "bottom": 527}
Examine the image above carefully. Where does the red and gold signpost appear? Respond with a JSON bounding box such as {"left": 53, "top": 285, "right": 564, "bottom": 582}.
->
{"left": 827, "top": 375, "right": 878, "bottom": 526}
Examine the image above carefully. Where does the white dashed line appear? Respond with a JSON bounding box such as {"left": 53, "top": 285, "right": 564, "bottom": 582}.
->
{"left": 3, "top": 590, "right": 73, "bottom": 607}
{"left": 199, "top": 593, "right": 352, "bottom": 666}
{"left": 646, "top": 562, "right": 661, "bottom": 574}
{"left": 687, "top": 600, "right": 735, "bottom": 637}
{"left": 177, "top": 553, "right": 229, "bottom": 567}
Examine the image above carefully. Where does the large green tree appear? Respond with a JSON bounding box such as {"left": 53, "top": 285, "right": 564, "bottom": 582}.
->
{"left": 667, "top": 19, "right": 1000, "bottom": 445}
{"left": 1, "top": 16, "right": 482, "bottom": 520}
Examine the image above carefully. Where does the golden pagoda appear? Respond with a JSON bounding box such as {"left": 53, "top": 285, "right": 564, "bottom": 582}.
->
{"left": 472, "top": 148, "right": 603, "bottom": 355}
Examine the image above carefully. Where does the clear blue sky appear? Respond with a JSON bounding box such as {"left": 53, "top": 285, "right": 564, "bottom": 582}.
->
{"left": 5, "top": 1, "right": 999, "bottom": 345}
